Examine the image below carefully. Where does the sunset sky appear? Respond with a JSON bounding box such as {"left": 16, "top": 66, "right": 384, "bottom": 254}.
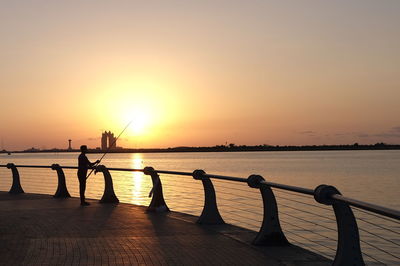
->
{"left": 1, "top": 1, "right": 399, "bottom": 150}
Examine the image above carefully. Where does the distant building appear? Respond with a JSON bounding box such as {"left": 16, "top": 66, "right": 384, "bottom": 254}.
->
{"left": 101, "top": 131, "right": 117, "bottom": 150}
{"left": 101, "top": 133, "right": 107, "bottom": 150}
{"left": 68, "top": 139, "right": 72, "bottom": 150}
{"left": 109, "top": 132, "right": 116, "bottom": 149}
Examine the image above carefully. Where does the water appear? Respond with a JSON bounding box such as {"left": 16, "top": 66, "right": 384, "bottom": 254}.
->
{"left": 1, "top": 150, "right": 399, "bottom": 265}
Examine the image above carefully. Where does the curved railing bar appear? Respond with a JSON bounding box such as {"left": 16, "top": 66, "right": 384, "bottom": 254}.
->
{"left": 155, "top": 170, "right": 193, "bottom": 176}
{"left": 58, "top": 166, "right": 79, "bottom": 169}
{"left": 95, "top": 165, "right": 119, "bottom": 203}
{"left": 260, "top": 180, "right": 314, "bottom": 195}
{"left": 331, "top": 194, "right": 400, "bottom": 220}
{"left": 1, "top": 164, "right": 399, "bottom": 220}
{"left": 2, "top": 165, "right": 53, "bottom": 169}
{"left": 0, "top": 165, "right": 78, "bottom": 170}
{"left": 143, "top": 167, "right": 169, "bottom": 212}
{"left": 192, "top": 170, "right": 224, "bottom": 224}
{"left": 1, "top": 163, "right": 400, "bottom": 264}
{"left": 105, "top": 167, "right": 144, "bottom": 172}
{"left": 203, "top": 174, "right": 248, "bottom": 183}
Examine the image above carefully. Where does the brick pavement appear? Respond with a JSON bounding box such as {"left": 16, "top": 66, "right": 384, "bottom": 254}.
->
{"left": 0, "top": 192, "right": 330, "bottom": 265}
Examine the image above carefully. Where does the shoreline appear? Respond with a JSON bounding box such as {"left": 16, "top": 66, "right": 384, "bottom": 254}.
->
{"left": 3, "top": 143, "right": 400, "bottom": 154}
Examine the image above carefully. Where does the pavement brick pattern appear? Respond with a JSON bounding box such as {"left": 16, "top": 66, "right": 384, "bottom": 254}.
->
{"left": 0, "top": 192, "right": 330, "bottom": 265}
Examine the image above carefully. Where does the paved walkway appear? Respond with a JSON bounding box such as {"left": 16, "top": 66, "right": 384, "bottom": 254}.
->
{"left": 0, "top": 192, "right": 330, "bottom": 265}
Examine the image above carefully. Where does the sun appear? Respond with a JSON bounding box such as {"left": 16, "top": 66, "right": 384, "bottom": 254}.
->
{"left": 93, "top": 79, "right": 179, "bottom": 144}
{"left": 130, "top": 112, "right": 150, "bottom": 135}
{"left": 119, "top": 105, "right": 153, "bottom": 137}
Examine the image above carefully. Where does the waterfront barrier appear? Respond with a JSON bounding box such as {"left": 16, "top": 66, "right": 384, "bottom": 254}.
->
{"left": 0, "top": 163, "right": 399, "bottom": 266}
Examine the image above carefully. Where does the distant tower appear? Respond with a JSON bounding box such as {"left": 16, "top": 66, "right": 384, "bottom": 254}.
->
{"left": 68, "top": 139, "right": 72, "bottom": 150}
{"left": 107, "top": 131, "right": 111, "bottom": 149}
{"left": 109, "top": 132, "right": 117, "bottom": 149}
{"left": 101, "top": 132, "right": 108, "bottom": 150}
{"left": 100, "top": 131, "right": 117, "bottom": 150}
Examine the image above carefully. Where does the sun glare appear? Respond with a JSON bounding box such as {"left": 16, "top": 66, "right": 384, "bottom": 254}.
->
{"left": 130, "top": 153, "right": 148, "bottom": 205}
{"left": 92, "top": 77, "right": 182, "bottom": 148}
{"left": 130, "top": 112, "right": 150, "bottom": 135}
{"left": 119, "top": 104, "right": 153, "bottom": 137}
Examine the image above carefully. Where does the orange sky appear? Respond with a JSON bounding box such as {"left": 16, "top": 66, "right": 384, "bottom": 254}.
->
{"left": 1, "top": 1, "right": 399, "bottom": 150}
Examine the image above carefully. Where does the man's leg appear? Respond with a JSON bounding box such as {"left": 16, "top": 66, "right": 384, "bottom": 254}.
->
{"left": 79, "top": 178, "right": 85, "bottom": 203}
{"left": 79, "top": 177, "right": 89, "bottom": 205}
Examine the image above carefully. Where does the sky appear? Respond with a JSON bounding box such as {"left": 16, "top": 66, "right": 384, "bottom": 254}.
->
{"left": 1, "top": 0, "right": 399, "bottom": 150}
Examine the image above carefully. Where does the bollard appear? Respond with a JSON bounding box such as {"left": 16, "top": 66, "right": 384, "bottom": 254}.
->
{"left": 51, "top": 164, "right": 71, "bottom": 198}
{"left": 144, "top": 167, "right": 169, "bottom": 212}
{"left": 7, "top": 163, "right": 24, "bottom": 194}
{"left": 192, "top": 170, "right": 225, "bottom": 225}
{"left": 247, "top": 175, "right": 289, "bottom": 246}
{"left": 314, "top": 185, "right": 364, "bottom": 266}
{"left": 95, "top": 165, "right": 119, "bottom": 203}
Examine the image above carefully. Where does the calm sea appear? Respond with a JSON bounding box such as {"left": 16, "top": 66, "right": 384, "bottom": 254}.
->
{"left": 1, "top": 150, "right": 399, "bottom": 265}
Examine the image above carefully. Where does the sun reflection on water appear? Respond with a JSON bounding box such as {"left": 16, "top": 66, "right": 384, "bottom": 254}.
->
{"left": 130, "top": 153, "right": 146, "bottom": 203}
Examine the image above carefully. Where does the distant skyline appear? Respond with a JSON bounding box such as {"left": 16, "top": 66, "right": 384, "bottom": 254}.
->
{"left": 1, "top": 1, "right": 399, "bottom": 151}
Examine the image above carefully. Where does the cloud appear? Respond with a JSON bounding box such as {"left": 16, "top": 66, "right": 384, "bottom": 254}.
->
{"left": 87, "top": 137, "right": 100, "bottom": 141}
{"left": 298, "top": 130, "right": 316, "bottom": 135}
{"left": 391, "top": 126, "right": 400, "bottom": 132}
{"left": 374, "top": 133, "right": 400, "bottom": 138}
{"left": 370, "top": 126, "right": 400, "bottom": 138}
{"left": 296, "top": 128, "right": 400, "bottom": 142}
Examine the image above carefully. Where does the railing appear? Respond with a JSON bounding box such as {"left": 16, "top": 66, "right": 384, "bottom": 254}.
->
{"left": 1, "top": 163, "right": 399, "bottom": 266}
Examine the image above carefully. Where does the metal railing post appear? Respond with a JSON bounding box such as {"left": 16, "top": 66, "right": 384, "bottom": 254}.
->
{"left": 144, "top": 167, "right": 169, "bottom": 212}
{"left": 192, "top": 170, "right": 225, "bottom": 225}
{"left": 95, "top": 165, "right": 119, "bottom": 203}
{"left": 7, "top": 163, "right": 24, "bottom": 194}
{"left": 247, "top": 174, "right": 289, "bottom": 246}
{"left": 314, "top": 184, "right": 364, "bottom": 266}
{"left": 51, "top": 164, "right": 71, "bottom": 198}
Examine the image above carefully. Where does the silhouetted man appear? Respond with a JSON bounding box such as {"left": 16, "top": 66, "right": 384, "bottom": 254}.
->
{"left": 77, "top": 145, "right": 99, "bottom": 206}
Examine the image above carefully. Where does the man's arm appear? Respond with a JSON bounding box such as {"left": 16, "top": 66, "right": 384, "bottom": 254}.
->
{"left": 83, "top": 155, "right": 99, "bottom": 167}
{"left": 89, "top": 160, "right": 100, "bottom": 167}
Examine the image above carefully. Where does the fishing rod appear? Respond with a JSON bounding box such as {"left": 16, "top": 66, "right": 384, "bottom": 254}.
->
{"left": 86, "top": 121, "right": 133, "bottom": 179}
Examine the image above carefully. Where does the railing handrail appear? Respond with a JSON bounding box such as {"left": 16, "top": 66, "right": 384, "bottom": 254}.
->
{"left": 4, "top": 165, "right": 53, "bottom": 169}
{"left": 260, "top": 180, "right": 314, "bottom": 195}
{"left": 106, "top": 167, "right": 144, "bottom": 172}
{"left": 2, "top": 162, "right": 400, "bottom": 264}
{"left": 203, "top": 173, "right": 248, "bottom": 183}
{"left": 1, "top": 163, "right": 399, "bottom": 220}
{"left": 331, "top": 194, "right": 400, "bottom": 220}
